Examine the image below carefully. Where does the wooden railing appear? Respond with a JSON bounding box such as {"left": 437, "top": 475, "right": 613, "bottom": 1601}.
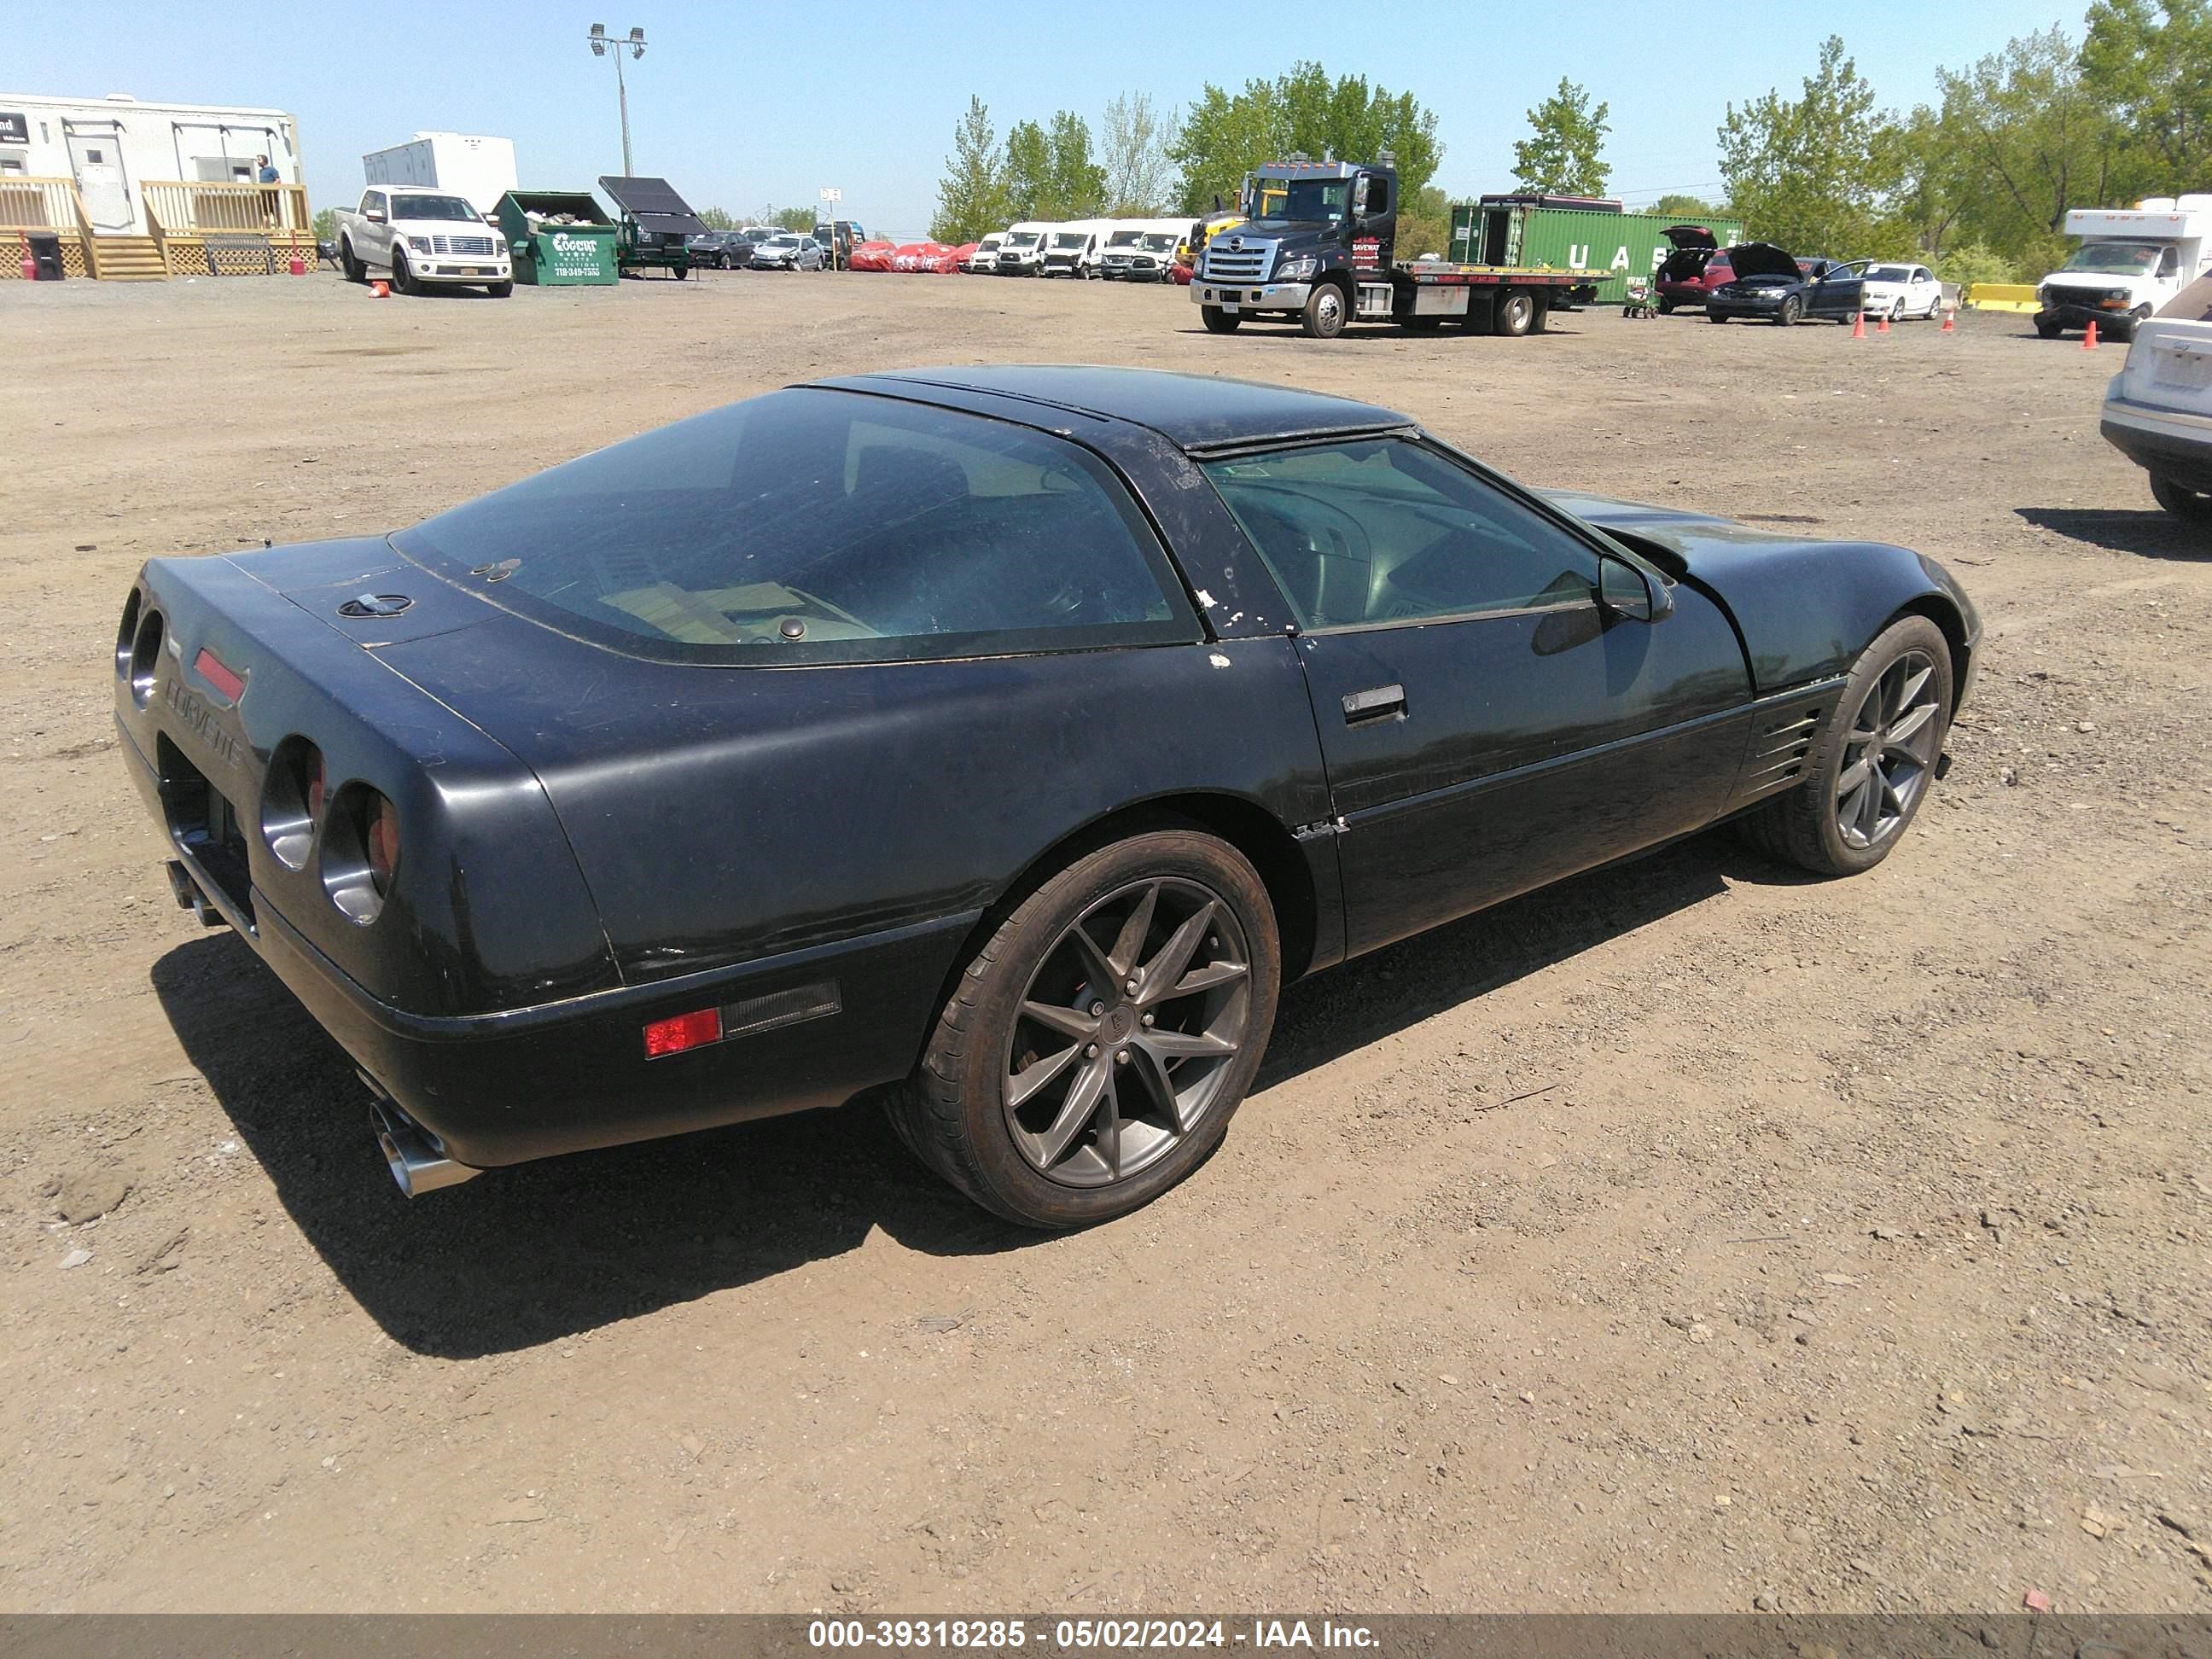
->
{"left": 0, "top": 177, "right": 86, "bottom": 232}
{"left": 142, "top": 179, "right": 311, "bottom": 236}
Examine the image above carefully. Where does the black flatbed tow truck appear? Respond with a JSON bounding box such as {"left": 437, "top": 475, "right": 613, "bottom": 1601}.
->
{"left": 1189, "top": 155, "right": 1594, "bottom": 338}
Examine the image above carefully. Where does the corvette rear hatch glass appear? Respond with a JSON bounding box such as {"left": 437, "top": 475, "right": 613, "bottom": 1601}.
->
{"left": 393, "top": 388, "right": 1194, "bottom": 665}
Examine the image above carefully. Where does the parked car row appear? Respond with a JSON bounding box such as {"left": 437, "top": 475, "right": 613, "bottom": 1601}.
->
{"left": 685, "top": 227, "right": 831, "bottom": 271}
{"left": 969, "top": 217, "right": 1205, "bottom": 281}
{"left": 1656, "top": 234, "right": 1947, "bottom": 327}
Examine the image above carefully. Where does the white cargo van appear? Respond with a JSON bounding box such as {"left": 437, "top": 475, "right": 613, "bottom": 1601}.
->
{"left": 1097, "top": 219, "right": 1188, "bottom": 282}
{"left": 1041, "top": 218, "right": 1114, "bottom": 278}
{"left": 994, "top": 222, "right": 1052, "bottom": 275}
{"left": 2038, "top": 196, "right": 2212, "bottom": 341}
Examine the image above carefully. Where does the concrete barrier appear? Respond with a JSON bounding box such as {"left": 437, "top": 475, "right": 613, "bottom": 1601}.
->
{"left": 1965, "top": 282, "right": 2040, "bottom": 313}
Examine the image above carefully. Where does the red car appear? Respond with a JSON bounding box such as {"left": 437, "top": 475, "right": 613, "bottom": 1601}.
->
{"left": 1655, "top": 227, "right": 1734, "bottom": 313}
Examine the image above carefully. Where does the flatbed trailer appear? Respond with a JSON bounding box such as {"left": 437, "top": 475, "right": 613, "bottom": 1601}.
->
{"left": 1189, "top": 156, "right": 1597, "bottom": 339}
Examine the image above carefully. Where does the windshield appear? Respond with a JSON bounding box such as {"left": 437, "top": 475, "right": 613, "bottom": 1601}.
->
{"left": 1140, "top": 234, "right": 1175, "bottom": 253}
{"left": 396, "top": 195, "right": 481, "bottom": 222}
{"left": 1865, "top": 264, "right": 1914, "bottom": 282}
{"left": 1051, "top": 232, "right": 1088, "bottom": 249}
{"left": 1248, "top": 178, "right": 1348, "bottom": 224}
{"left": 393, "top": 389, "right": 1190, "bottom": 667}
{"left": 1107, "top": 230, "right": 1143, "bottom": 248}
{"left": 2062, "top": 241, "right": 2163, "bottom": 275}
{"left": 765, "top": 235, "right": 799, "bottom": 247}
{"left": 1007, "top": 231, "right": 1040, "bottom": 248}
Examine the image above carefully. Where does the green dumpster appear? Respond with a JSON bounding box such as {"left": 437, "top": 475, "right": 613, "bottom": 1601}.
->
{"left": 497, "top": 190, "right": 620, "bottom": 287}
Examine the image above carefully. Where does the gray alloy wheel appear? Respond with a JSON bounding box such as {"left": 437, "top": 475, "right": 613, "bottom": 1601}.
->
{"left": 1737, "top": 614, "right": 1953, "bottom": 876}
{"left": 891, "top": 828, "right": 1280, "bottom": 1228}
{"left": 999, "top": 876, "right": 1252, "bottom": 1188}
{"left": 1302, "top": 282, "right": 1348, "bottom": 339}
{"left": 1775, "top": 294, "right": 1802, "bottom": 325}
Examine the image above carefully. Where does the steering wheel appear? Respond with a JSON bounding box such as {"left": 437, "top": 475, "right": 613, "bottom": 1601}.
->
{"left": 1227, "top": 488, "right": 1373, "bottom": 625}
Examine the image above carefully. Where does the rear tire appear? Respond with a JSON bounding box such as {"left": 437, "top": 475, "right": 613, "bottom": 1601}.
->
{"left": 340, "top": 240, "right": 365, "bottom": 283}
{"left": 1494, "top": 291, "right": 1537, "bottom": 336}
{"left": 1200, "top": 306, "right": 1242, "bottom": 334}
{"left": 1657, "top": 295, "right": 1676, "bottom": 314}
{"left": 1736, "top": 615, "right": 1953, "bottom": 877}
{"left": 888, "top": 829, "right": 1281, "bottom": 1229}
{"left": 2150, "top": 473, "right": 2212, "bottom": 521}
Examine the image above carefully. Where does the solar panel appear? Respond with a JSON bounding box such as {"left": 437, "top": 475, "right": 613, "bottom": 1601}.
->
{"left": 598, "top": 176, "right": 708, "bottom": 236}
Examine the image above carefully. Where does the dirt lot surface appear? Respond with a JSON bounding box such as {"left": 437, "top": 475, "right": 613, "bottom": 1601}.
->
{"left": 2, "top": 271, "right": 2207, "bottom": 1615}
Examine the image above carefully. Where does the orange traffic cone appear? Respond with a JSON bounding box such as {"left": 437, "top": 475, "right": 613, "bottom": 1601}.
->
{"left": 370, "top": 279, "right": 389, "bottom": 298}
{"left": 1852, "top": 311, "right": 1866, "bottom": 338}
{"left": 1941, "top": 306, "right": 1955, "bottom": 333}
{"left": 2082, "top": 318, "right": 2098, "bottom": 350}
{"left": 1877, "top": 310, "right": 1890, "bottom": 334}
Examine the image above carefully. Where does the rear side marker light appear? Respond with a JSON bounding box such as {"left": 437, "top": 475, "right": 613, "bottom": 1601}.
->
{"left": 644, "top": 1008, "right": 722, "bottom": 1059}
{"left": 194, "top": 647, "right": 245, "bottom": 702}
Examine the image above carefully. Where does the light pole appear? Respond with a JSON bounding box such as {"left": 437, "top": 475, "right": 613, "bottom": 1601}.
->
{"left": 587, "top": 23, "right": 647, "bottom": 176}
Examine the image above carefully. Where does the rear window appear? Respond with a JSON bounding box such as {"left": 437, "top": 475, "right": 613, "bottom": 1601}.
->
{"left": 393, "top": 389, "right": 1195, "bottom": 666}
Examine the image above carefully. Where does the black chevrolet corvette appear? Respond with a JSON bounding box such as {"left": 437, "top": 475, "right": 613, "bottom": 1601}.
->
{"left": 118, "top": 366, "right": 1978, "bottom": 1227}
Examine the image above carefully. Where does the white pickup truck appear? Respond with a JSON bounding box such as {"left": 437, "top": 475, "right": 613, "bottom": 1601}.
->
{"left": 335, "top": 186, "right": 512, "bottom": 296}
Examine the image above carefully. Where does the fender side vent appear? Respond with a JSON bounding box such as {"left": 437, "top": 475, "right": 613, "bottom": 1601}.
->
{"left": 1743, "top": 707, "right": 1822, "bottom": 786}
{"left": 720, "top": 980, "right": 841, "bottom": 1040}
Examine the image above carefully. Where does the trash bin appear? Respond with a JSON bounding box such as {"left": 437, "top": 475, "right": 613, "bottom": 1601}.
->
{"left": 26, "top": 231, "right": 64, "bottom": 281}
{"left": 495, "top": 190, "right": 620, "bottom": 287}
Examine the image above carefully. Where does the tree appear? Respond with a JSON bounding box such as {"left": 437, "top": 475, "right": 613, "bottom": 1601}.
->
{"left": 757, "top": 205, "right": 816, "bottom": 232}
{"left": 2081, "top": 0, "right": 2212, "bottom": 199}
{"left": 1647, "top": 193, "right": 1721, "bottom": 218}
{"left": 1044, "top": 111, "right": 1109, "bottom": 218}
{"left": 1003, "top": 119, "right": 1051, "bottom": 219}
{"left": 1166, "top": 62, "right": 1442, "bottom": 215}
{"left": 932, "top": 95, "right": 1010, "bottom": 242}
{"left": 696, "top": 205, "right": 740, "bottom": 231}
{"left": 1101, "top": 92, "right": 1179, "bottom": 215}
{"left": 1511, "top": 79, "right": 1611, "bottom": 195}
{"left": 311, "top": 207, "right": 338, "bottom": 242}
{"left": 1717, "top": 37, "right": 1898, "bottom": 253}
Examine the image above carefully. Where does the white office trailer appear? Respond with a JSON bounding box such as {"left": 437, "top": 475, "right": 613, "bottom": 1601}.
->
{"left": 0, "top": 91, "right": 302, "bottom": 235}
{"left": 363, "top": 134, "right": 518, "bottom": 218}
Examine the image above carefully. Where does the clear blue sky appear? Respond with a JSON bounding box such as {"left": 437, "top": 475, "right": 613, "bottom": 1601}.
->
{"left": 17, "top": 0, "right": 2086, "bottom": 238}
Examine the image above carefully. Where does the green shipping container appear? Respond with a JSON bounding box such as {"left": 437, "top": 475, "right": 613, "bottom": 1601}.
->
{"left": 497, "top": 189, "right": 620, "bottom": 287}
{"left": 1449, "top": 197, "right": 1745, "bottom": 303}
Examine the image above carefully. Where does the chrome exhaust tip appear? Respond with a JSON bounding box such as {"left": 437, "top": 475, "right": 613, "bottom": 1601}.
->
{"left": 368, "top": 1094, "right": 481, "bottom": 1199}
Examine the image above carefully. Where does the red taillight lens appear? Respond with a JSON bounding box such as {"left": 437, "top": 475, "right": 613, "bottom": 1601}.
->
{"left": 643, "top": 1007, "right": 721, "bottom": 1059}
{"left": 365, "top": 794, "right": 400, "bottom": 895}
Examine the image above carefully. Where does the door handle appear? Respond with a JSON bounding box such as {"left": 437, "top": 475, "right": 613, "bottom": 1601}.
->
{"left": 1342, "top": 684, "right": 1406, "bottom": 725}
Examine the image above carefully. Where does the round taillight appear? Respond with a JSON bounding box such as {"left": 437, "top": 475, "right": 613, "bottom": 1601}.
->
{"left": 320, "top": 784, "right": 400, "bottom": 925}
{"left": 261, "top": 738, "right": 327, "bottom": 870}
{"left": 366, "top": 795, "right": 400, "bottom": 896}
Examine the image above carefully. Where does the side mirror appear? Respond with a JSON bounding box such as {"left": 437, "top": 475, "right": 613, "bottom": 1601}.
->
{"left": 365, "top": 209, "right": 387, "bottom": 224}
{"left": 1599, "top": 554, "right": 1673, "bottom": 623}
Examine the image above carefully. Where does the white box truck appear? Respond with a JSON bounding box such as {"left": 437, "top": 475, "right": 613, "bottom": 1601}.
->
{"left": 2037, "top": 196, "right": 2212, "bottom": 341}
{"left": 362, "top": 132, "right": 517, "bottom": 218}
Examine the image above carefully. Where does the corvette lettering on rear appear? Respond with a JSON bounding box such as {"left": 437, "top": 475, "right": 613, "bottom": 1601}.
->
{"left": 164, "top": 678, "right": 246, "bottom": 771}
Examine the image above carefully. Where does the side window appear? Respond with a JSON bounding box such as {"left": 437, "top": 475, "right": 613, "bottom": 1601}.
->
{"left": 1203, "top": 439, "right": 1602, "bottom": 631}
{"left": 2159, "top": 246, "right": 2180, "bottom": 278}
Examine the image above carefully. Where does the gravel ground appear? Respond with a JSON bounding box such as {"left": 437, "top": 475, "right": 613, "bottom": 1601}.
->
{"left": 0, "top": 270, "right": 2206, "bottom": 1614}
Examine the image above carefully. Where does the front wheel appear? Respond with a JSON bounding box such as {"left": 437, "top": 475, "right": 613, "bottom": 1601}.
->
{"left": 1774, "top": 294, "right": 1802, "bottom": 325}
{"left": 486, "top": 281, "right": 512, "bottom": 298}
{"left": 389, "top": 251, "right": 414, "bottom": 294}
{"left": 674, "top": 265, "right": 689, "bottom": 281}
{"left": 2151, "top": 473, "right": 2212, "bottom": 521}
{"left": 1737, "top": 615, "right": 1953, "bottom": 876}
{"left": 1301, "top": 282, "right": 1349, "bottom": 339}
{"left": 1708, "top": 309, "right": 1730, "bottom": 323}
{"left": 2035, "top": 316, "right": 2063, "bottom": 339}
{"left": 890, "top": 829, "right": 1281, "bottom": 1228}
{"left": 1657, "top": 295, "right": 1676, "bottom": 315}
{"left": 1200, "top": 305, "right": 1242, "bottom": 334}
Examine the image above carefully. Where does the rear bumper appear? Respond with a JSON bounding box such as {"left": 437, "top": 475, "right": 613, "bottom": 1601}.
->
{"left": 2101, "top": 397, "right": 2212, "bottom": 492}
{"left": 121, "top": 721, "right": 975, "bottom": 1171}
